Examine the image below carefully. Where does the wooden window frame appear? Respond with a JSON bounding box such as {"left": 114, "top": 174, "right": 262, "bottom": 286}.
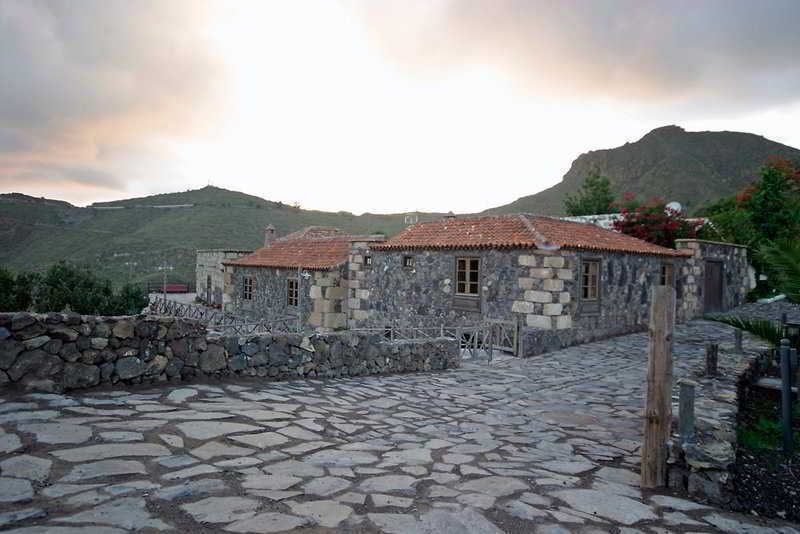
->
{"left": 402, "top": 255, "right": 414, "bottom": 268}
{"left": 364, "top": 255, "right": 372, "bottom": 267}
{"left": 579, "top": 258, "right": 601, "bottom": 315}
{"left": 287, "top": 278, "right": 298, "bottom": 307}
{"left": 242, "top": 276, "right": 255, "bottom": 301}
{"left": 660, "top": 263, "right": 675, "bottom": 286}
{"left": 453, "top": 256, "right": 481, "bottom": 312}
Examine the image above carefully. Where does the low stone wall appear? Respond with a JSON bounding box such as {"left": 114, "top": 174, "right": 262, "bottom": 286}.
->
{"left": 0, "top": 312, "right": 459, "bottom": 393}
{"left": 665, "top": 349, "right": 763, "bottom": 506}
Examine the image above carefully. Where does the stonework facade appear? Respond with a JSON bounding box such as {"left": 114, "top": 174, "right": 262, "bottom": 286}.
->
{"left": 195, "top": 249, "right": 252, "bottom": 309}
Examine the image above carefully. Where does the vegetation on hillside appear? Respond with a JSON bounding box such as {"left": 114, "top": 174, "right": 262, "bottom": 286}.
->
{"left": 563, "top": 170, "right": 617, "bottom": 216}
{"left": 0, "top": 262, "right": 149, "bottom": 315}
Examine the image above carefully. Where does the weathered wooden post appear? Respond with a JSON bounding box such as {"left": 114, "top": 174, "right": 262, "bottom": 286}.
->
{"left": 780, "top": 339, "right": 794, "bottom": 456}
{"left": 678, "top": 379, "right": 696, "bottom": 444}
{"left": 516, "top": 315, "right": 525, "bottom": 357}
{"left": 705, "top": 343, "right": 719, "bottom": 377}
{"left": 734, "top": 329, "right": 743, "bottom": 354}
{"left": 641, "top": 285, "right": 676, "bottom": 489}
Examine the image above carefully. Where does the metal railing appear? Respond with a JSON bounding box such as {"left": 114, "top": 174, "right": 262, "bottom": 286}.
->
{"left": 350, "top": 323, "right": 496, "bottom": 361}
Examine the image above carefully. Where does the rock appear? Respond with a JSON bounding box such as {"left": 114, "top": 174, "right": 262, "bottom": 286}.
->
{"left": 146, "top": 355, "right": 168, "bottom": 375}
{"left": 242, "top": 474, "right": 303, "bottom": 491}
{"left": 60, "top": 497, "right": 170, "bottom": 530}
{"left": 166, "top": 387, "right": 197, "bottom": 403}
{"left": 0, "top": 477, "right": 33, "bottom": 503}
{"left": 99, "top": 432, "right": 143, "bottom": 442}
{"left": 0, "top": 340, "right": 23, "bottom": 369}
{"left": 649, "top": 495, "right": 710, "bottom": 511}
{"left": 0, "top": 455, "right": 52, "bottom": 482}
{"left": 304, "top": 449, "right": 378, "bottom": 467}
{"left": 11, "top": 313, "right": 35, "bottom": 331}
{"left": 371, "top": 494, "right": 414, "bottom": 507}
{"left": 301, "top": 477, "right": 351, "bottom": 497}
{"left": 161, "top": 464, "right": 220, "bottom": 480}
{"left": 500, "top": 500, "right": 548, "bottom": 520}
{"left": 225, "top": 512, "right": 308, "bottom": 533}
{"left": 180, "top": 496, "right": 260, "bottom": 523}
{"left": 288, "top": 500, "right": 352, "bottom": 528}
{"left": 550, "top": 489, "right": 657, "bottom": 525}
{"left": 23, "top": 335, "right": 50, "bottom": 350}
{"left": 116, "top": 357, "right": 144, "bottom": 379}
{"left": 0, "top": 327, "right": 10, "bottom": 340}
{"left": 51, "top": 443, "right": 171, "bottom": 462}
{"left": 63, "top": 363, "right": 100, "bottom": 390}
{"left": 382, "top": 447, "right": 433, "bottom": 465}
{"left": 0, "top": 507, "right": 47, "bottom": 529}
{"left": 49, "top": 326, "right": 79, "bottom": 342}
{"left": 359, "top": 475, "right": 417, "bottom": 494}
{"left": 61, "top": 460, "right": 147, "bottom": 482}
{"left": 190, "top": 441, "right": 255, "bottom": 460}
{"left": 539, "top": 460, "right": 595, "bottom": 475}
{"left": 457, "top": 476, "right": 529, "bottom": 497}
{"left": 200, "top": 344, "right": 227, "bottom": 372}
{"left": 176, "top": 421, "right": 261, "bottom": 440}
{"left": 165, "top": 359, "right": 184, "bottom": 377}
{"left": 229, "top": 431, "right": 288, "bottom": 449}
{"left": 0, "top": 433, "right": 22, "bottom": 454}
{"left": 112, "top": 321, "right": 134, "bottom": 339}
{"left": 8, "top": 350, "right": 61, "bottom": 381}
{"left": 154, "top": 478, "right": 228, "bottom": 501}
{"left": 90, "top": 337, "right": 108, "bottom": 350}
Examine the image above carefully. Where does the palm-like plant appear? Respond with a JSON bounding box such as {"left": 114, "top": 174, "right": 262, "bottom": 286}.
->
{"left": 703, "top": 315, "right": 783, "bottom": 346}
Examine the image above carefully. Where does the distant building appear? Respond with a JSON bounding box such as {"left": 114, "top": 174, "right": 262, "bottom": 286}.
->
{"left": 196, "top": 248, "right": 253, "bottom": 308}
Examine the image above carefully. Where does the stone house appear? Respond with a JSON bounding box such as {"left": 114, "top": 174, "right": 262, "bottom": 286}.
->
{"left": 196, "top": 248, "right": 252, "bottom": 308}
{"left": 223, "top": 227, "right": 385, "bottom": 330}
{"left": 219, "top": 215, "right": 750, "bottom": 355}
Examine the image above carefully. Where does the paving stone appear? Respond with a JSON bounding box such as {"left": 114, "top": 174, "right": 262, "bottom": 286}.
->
{"left": 0, "top": 455, "right": 52, "bottom": 482}
{"left": 42, "top": 483, "right": 105, "bottom": 498}
{"left": 99, "top": 431, "right": 143, "bottom": 442}
{"left": 242, "top": 473, "right": 302, "bottom": 491}
{"left": 215, "top": 457, "right": 264, "bottom": 468}
{"left": 247, "top": 490, "right": 302, "bottom": 501}
{"left": 159, "top": 433, "right": 184, "bottom": 448}
{"left": 3, "top": 528, "right": 126, "bottom": 534}
{"left": 181, "top": 496, "right": 260, "bottom": 523}
{"left": 0, "top": 477, "right": 33, "bottom": 503}
{"left": 191, "top": 441, "right": 256, "bottom": 460}
{"left": 371, "top": 493, "right": 415, "bottom": 507}
{"left": 359, "top": 475, "right": 418, "bottom": 494}
{"left": 225, "top": 512, "right": 308, "bottom": 533}
{"left": 156, "top": 455, "right": 199, "bottom": 468}
{"left": 550, "top": 489, "right": 658, "bottom": 526}
{"left": 155, "top": 478, "right": 228, "bottom": 500}
{"left": 535, "top": 525, "right": 572, "bottom": 534}
{"left": 51, "top": 443, "right": 171, "bottom": 462}
{"left": 177, "top": 421, "right": 262, "bottom": 439}
{"left": 289, "top": 499, "right": 352, "bottom": 527}
{"left": 61, "top": 460, "right": 147, "bottom": 482}
{"left": 539, "top": 460, "right": 596, "bottom": 474}
{"left": 166, "top": 388, "right": 198, "bottom": 403}
{"left": 264, "top": 459, "right": 325, "bottom": 478}
{"left": 457, "top": 476, "right": 529, "bottom": 497}
{"left": 594, "top": 466, "right": 640, "bottom": 486}
{"left": 301, "top": 476, "right": 351, "bottom": 497}
{"left": 337, "top": 491, "right": 367, "bottom": 505}
{"left": 60, "top": 497, "right": 170, "bottom": 530}
{"left": 162, "top": 464, "right": 220, "bottom": 480}
{"left": 382, "top": 447, "right": 433, "bottom": 465}
{"left": 228, "top": 431, "right": 288, "bottom": 449}
{"left": 277, "top": 425, "right": 323, "bottom": 441}
{"left": 650, "top": 494, "right": 711, "bottom": 511}
{"left": 304, "top": 449, "right": 378, "bottom": 467}
{"left": 0, "top": 508, "right": 46, "bottom": 529}
{"left": 456, "top": 493, "right": 496, "bottom": 509}
{"left": 500, "top": 500, "right": 549, "bottom": 520}
{"left": 0, "top": 433, "right": 23, "bottom": 453}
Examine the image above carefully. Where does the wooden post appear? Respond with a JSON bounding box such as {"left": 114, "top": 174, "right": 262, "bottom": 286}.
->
{"left": 678, "top": 379, "right": 696, "bottom": 444}
{"left": 516, "top": 315, "right": 525, "bottom": 357}
{"left": 705, "top": 343, "right": 719, "bottom": 377}
{"left": 734, "top": 329, "right": 743, "bottom": 354}
{"left": 641, "top": 285, "right": 675, "bottom": 489}
{"left": 780, "top": 339, "right": 794, "bottom": 456}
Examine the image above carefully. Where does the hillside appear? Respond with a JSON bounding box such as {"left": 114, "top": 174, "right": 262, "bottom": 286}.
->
{"left": 0, "top": 188, "right": 442, "bottom": 287}
{"left": 486, "top": 125, "right": 800, "bottom": 216}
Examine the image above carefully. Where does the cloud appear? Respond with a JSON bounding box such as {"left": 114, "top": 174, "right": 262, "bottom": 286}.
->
{"left": 0, "top": 0, "right": 226, "bottom": 194}
{"left": 351, "top": 0, "right": 800, "bottom": 113}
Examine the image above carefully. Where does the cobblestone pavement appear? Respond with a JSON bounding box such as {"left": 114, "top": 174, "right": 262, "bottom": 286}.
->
{"left": 1, "top": 320, "right": 798, "bottom": 533}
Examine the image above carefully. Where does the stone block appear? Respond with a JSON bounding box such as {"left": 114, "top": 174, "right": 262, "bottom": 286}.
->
{"left": 351, "top": 310, "right": 369, "bottom": 321}
{"left": 518, "top": 255, "right": 537, "bottom": 267}
{"left": 524, "top": 290, "right": 552, "bottom": 303}
{"left": 317, "top": 277, "right": 334, "bottom": 287}
{"left": 348, "top": 298, "right": 360, "bottom": 310}
{"left": 349, "top": 279, "right": 361, "bottom": 289}
{"left": 325, "top": 286, "right": 346, "bottom": 299}
{"left": 116, "top": 357, "right": 144, "bottom": 380}
{"left": 199, "top": 344, "right": 227, "bottom": 372}
{"left": 511, "top": 301, "right": 535, "bottom": 314}
{"left": 555, "top": 315, "right": 572, "bottom": 329}
{"left": 309, "top": 286, "right": 323, "bottom": 299}
{"left": 559, "top": 292, "right": 571, "bottom": 304}
{"left": 309, "top": 312, "right": 323, "bottom": 327}
{"left": 543, "top": 256, "right": 565, "bottom": 268}
{"left": 112, "top": 321, "right": 134, "bottom": 339}
{"left": 314, "top": 299, "right": 335, "bottom": 313}
{"left": 518, "top": 278, "right": 534, "bottom": 290}
{"left": 352, "top": 254, "right": 363, "bottom": 264}
{"left": 526, "top": 315, "right": 552, "bottom": 329}
{"left": 323, "top": 313, "right": 347, "bottom": 329}
{"left": 557, "top": 269, "right": 573, "bottom": 280}
{"left": 355, "top": 289, "right": 370, "bottom": 300}
{"left": 543, "top": 303, "right": 563, "bottom": 315}
{"left": 530, "top": 268, "right": 554, "bottom": 279}
{"left": 542, "top": 279, "right": 564, "bottom": 292}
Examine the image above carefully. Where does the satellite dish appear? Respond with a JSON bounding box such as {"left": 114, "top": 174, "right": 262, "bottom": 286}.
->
{"left": 665, "top": 201, "right": 682, "bottom": 214}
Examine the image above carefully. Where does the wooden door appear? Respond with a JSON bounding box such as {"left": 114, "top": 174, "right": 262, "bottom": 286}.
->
{"left": 704, "top": 261, "right": 724, "bottom": 313}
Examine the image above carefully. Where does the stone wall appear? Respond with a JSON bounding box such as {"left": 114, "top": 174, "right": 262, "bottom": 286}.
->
{"left": 675, "top": 239, "right": 750, "bottom": 319}
{"left": 0, "top": 312, "right": 459, "bottom": 393}
{"left": 195, "top": 249, "right": 252, "bottom": 308}
{"left": 230, "top": 265, "right": 313, "bottom": 324}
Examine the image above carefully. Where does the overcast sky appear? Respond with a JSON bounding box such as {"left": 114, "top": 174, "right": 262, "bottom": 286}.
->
{"left": 1, "top": 0, "right": 799, "bottom": 213}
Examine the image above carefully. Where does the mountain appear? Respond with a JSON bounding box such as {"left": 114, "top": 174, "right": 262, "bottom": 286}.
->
{"left": 0, "top": 188, "right": 442, "bottom": 287}
{"left": 485, "top": 125, "right": 800, "bottom": 216}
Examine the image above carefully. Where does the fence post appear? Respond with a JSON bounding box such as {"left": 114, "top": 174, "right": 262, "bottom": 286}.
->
{"left": 705, "top": 343, "right": 719, "bottom": 377}
{"left": 516, "top": 315, "right": 525, "bottom": 358}
{"left": 734, "top": 329, "right": 743, "bottom": 354}
{"left": 456, "top": 326, "right": 462, "bottom": 353}
{"left": 487, "top": 325, "right": 493, "bottom": 364}
{"left": 780, "top": 339, "right": 794, "bottom": 457}
{"left": 641, "top": 285, "right": 675, "bottom": 489}
{"left": 678, "top": 379, "right": 696, "bottom": 444}
{"left": 440, "top": 324, "right": 444, "bottom": 338}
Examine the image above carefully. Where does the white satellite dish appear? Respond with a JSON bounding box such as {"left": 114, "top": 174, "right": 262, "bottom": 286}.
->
{"left": 665, "top": 201, "right": 682, "bottom": 214}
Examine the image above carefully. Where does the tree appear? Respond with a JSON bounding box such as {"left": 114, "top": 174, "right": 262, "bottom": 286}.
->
{"left": 612, "top": 198, "right": 702, "bottom": 248}
{"left": 0, "top": 267, "right": 38, "bottom": 312}
{"left": 564, "top": 170, "right": 617, "bottom": 216}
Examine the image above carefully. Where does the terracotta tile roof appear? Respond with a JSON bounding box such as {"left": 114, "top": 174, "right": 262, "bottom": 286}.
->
{"left": 373, "top": 214, "right": 690, "bottom": 257}
{"left": 226, "top": 227, "right": 385, "bottom": 270}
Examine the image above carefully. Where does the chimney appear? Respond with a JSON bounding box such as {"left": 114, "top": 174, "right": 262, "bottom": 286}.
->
{"left": 264, "top": 224, "right": 276, "bottom": 247}
{"left": 444, "top": 211, "right": 456, "bottom": 220}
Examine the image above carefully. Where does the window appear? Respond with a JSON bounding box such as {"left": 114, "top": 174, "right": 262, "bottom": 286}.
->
{"left": 403, "top": 256, "right": 414, "bottom": 268}
{"left": 364, "top": 255, "right": 372, "bottom": 267}
{"left": 242, "top": 276, "right": 254, "bottom": 301}
{"left": 287, "top": 278, "right": 298, "bottom": 307}
{"left": 660, "top": 263, "right": 674, "bottom": 286}
{"left": 581, "top": 260, "right": 599, "bottom": 300}
{"left": 456, "top": 257, "right": 480, "bottom": 296}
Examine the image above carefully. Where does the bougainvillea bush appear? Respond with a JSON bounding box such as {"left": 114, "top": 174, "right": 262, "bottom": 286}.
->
{"left": 612, "top": 198, "right": 703, "bottom": 248}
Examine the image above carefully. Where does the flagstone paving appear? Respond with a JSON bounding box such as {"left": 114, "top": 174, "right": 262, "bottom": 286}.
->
{"left": 0, "top": 320, "right": 798, "bottom": 533}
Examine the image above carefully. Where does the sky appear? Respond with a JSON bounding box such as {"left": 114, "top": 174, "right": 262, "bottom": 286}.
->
{"left": 1, "top": 0, "right": 800, "bottom": 214}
